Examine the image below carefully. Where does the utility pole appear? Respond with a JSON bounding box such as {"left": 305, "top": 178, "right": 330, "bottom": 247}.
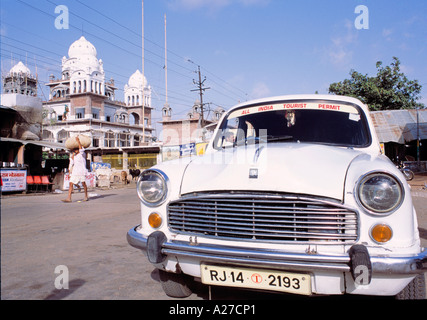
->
{"left": 141, "top": 0, "right": 145, "bottom": 145}
{"left": 164, "top": 14, "right": 168, "bottom": 107}
{"left": 417, "top": 108, "right": 420, "bottom": 170}
{"left": 191, "top": 65, "right": 210, "bottom": 128}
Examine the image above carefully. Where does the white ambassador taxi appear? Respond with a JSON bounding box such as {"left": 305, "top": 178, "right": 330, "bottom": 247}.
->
{"left": 127, "top": 94, "right": 426, "bottom": 299}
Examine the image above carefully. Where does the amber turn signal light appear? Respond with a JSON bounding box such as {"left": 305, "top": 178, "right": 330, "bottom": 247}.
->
{"left": 148, "top": 213, "right": 162, "bottom": 229}
{"left": 371, "top": 224, "right": 392, "bottom": 243}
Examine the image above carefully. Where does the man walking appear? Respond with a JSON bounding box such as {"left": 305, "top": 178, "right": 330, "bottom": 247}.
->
{"left": 62, "top": 136, "right": 88, "bottom": 202}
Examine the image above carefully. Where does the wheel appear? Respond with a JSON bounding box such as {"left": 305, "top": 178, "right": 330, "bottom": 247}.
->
{"left": 402, "top": 169, "right": 414, "bottom": 181}
{"left": 395, "top": 274, "right": 426, "bottom": 300}
{"left": 158, "top": 269, "right": 193, "bottom": 298}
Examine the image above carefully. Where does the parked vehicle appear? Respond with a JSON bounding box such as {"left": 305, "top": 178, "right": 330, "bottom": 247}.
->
{"left": 128, "top": 95, "right": 426, "bottom": 299}
{"left": 395, "top": 160, "right": 415, "bottom": 181}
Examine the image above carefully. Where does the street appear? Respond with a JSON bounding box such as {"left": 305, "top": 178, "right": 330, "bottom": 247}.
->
{"left": 1, "top": 184, "right": 168, "bottom": 300}
{"left": 1, "top": 182, "right": 426, "bottom": 300}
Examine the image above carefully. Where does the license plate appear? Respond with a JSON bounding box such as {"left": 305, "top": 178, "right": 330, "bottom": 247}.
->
{"left": 200, "top": 264, "right": 311, "bottom": 295}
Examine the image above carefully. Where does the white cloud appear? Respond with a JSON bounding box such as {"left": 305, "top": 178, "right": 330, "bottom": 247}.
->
{"left": 168, "top": 0, "right": 230, "bottom": 11}
{"left": 251, "top": 82, "right": 271, "bottom": 99}
{"left": 168, "top": 0, "right": 269, "bottom": 11}
{"left": 382, "top": 28, "right": 393, "bottom": 37}
{"left": 326, "top": 19, "right": 358, "bottom": 68}
{"left": 400, "top": 64, "right": 414, "bottom": 75}
{"left": 418, "top": 96, "right": 427, "bottom": 108}
{"left": 238, "top": 0, "right": 270, "bottom": 6}
{"left": 382, "top": 28, "right": 393, "bottom": 41}
{"left": 214, "top": 49, "right": 227, "bottom": 56}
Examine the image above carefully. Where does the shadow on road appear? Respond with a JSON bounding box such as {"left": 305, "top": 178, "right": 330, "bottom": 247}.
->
{"left": 88, "top": 193, "right": 117, "bottom": 200}
{"left": 43, "top": 279, "right": 86, "bottom": 300}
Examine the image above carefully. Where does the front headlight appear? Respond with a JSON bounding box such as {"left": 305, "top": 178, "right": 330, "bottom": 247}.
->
{"left": 137, "top": 169, "right": 169, "bottom": 206}
{"left": 356, "top": 172, "right": 404, "bottom": 215}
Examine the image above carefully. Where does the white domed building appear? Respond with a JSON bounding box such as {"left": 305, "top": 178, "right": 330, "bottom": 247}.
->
{"left": 60, "top": 36, "right": 113, "bottom": 99}
{"left": 47, "top": 36, "right": 114, "bottom": 102}
{"left": 124, "top": 69, "right": 152, "bottom": 126}
{"left": 1, "top": 61, "right": 42, "bottom": 140}
{"left": 125, "top": 69, "right": 150, "bottom": 106}
{"left": 0, "top": 61, "right": 62, "bottom": 184}
{"left": 42, "top": 36, "right": 158, "bottom": 174}
{"left": 3, "top": 61, "right": 38, "bottom": 96}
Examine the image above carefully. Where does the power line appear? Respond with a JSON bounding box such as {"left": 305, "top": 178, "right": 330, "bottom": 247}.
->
{"left": 15, "top": 0, "right": 170, "bottom": 73}
{"left": 1, "top": 37, "right": 195, "bottom": 107}
{"left": 1, "top": 48, "right": 195, "bottom": 110}
{"left": 71, "top": 0, "right": 248, "bottom": 103}
{"left": 190, "top": 64, "right": 210, "bottom": 127}
{"left": 65, "top": 0, "right": 197, "bottom": 78}
{"left": 73, "top": 0, "right": 195, "bottom": 74}
{"left": 6, "top": 0, "right": 248, "bottom": 112}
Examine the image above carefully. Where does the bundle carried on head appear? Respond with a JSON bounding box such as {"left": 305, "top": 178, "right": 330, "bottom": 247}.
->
{"left": 65, "top": 134, "right": 91, "bottom": 150}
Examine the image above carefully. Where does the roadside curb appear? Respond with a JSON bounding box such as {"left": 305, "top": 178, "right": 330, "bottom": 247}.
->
{"left": 1, "top": 182, "right": 137, "bottom": 198}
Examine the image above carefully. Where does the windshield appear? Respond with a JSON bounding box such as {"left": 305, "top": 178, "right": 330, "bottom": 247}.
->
{"left": 213, "top": 100, "right": 371, "bottom": 149}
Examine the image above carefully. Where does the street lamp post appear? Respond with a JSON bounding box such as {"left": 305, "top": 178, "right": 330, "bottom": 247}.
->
{"left": 417, "top": 108, "right": 420, "bottom": 170}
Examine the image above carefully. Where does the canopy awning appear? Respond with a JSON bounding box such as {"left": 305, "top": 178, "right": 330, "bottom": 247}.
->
{"left": 370, "top": 109, "right": 427, "bottom": 144}
{"left": 0, "top": 137, "right": 66, "bottom": 150}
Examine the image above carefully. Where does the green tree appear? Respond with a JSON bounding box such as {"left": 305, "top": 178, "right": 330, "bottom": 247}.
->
{"left": 329, "top": 57, "right": 424, "bottom": 111}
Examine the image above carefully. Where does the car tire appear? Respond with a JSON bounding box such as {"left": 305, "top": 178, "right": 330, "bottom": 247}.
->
{"left": 158, "top": 269, "right": 193, "bottom": 298}
{"left": 395, "top": 274, "right": 426, "bottom": 300}
{"left": 402, "top": 169, "right": 414, "bottom": 181}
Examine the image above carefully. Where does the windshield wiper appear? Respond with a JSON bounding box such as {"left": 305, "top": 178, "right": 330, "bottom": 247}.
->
{"left": 266, "top": 135, "right": 294, "bottom": 142}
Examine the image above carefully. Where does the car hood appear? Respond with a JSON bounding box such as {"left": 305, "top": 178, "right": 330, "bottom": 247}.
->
{"left": 180, "top": 143, "right": 363, "bottom": 201}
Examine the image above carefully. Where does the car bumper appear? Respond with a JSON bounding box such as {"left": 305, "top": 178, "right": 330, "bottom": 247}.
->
{"left": 127, "top": 226, "right": 427, "bottom": 275}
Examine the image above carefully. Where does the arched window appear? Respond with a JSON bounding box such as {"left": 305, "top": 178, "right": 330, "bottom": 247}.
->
{"left": 57, "top": 129, "right": 69, "bottom": 143}
{"left": 42, "top": 130, "right": 54, "bottom": 142}
{"left": 130, "top": 113, "right": 140, "bottom": 125}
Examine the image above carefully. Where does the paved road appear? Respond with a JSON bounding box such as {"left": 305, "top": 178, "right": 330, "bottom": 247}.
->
{"left": 1, "top": 184, "right": 426, "bottom": 300}
{"left": 1, "top": 185, "right": 168, "bottom": 300}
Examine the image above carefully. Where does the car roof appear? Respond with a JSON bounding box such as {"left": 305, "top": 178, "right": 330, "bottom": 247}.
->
{"left": 228, "top": 94, "right": 369, "bottom": 114}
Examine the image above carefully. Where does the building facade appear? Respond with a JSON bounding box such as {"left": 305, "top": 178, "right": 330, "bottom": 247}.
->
{"left": 1, "top": 61, "right": 66, "bottom": 183}
{"left": 1, "top": 61, "right": 42, "bottom": 141}
{"left": 159, "top": 101, "right": 225, "bottom": 160}
{"left": 42, "top": 36, "right": 158, "bottom": 169}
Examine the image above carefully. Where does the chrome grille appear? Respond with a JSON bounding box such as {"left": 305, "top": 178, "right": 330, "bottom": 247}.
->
{"left": 168, "top": 193, "right": 358, "bottom": 243}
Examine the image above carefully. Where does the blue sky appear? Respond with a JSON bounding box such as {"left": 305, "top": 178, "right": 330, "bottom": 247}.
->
{"left": 1, "top": 0, "right": 426, "bottom": 126}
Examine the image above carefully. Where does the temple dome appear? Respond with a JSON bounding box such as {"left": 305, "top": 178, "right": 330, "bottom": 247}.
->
{"left": 128, "top": 70, "right": 147, "bottom": 89}
{"left": 68, "top": 36, "right": 97, "bottom": 58}
{"left": 63, "top": 36, "right": 103, "bottom": 75}
{"left": 10, "top": 61, "right": 31, "bottom": 76}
